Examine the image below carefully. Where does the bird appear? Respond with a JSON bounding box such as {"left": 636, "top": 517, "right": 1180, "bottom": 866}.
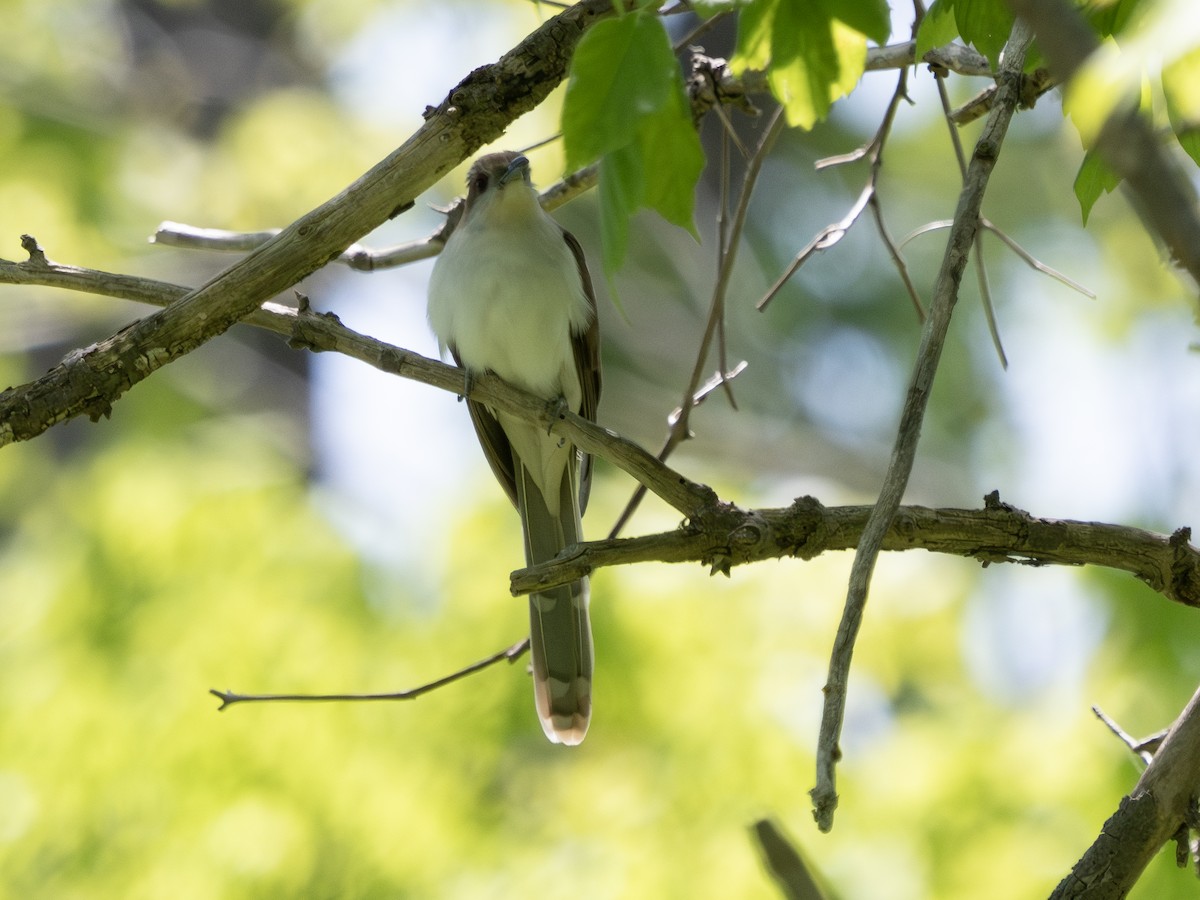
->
{"left": 427, "top": 151, "right": 601, "bottom": 745}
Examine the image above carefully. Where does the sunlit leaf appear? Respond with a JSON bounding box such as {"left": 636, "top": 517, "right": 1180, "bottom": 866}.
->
{"left": 733, "top": 0, "right": 869, "bottom": 129}
{"left": 916, "top": 0, "right": 961, "bottom": 62}
{"left": 1164, "top": 48, "right": 1200, "bottom": 167}
{"left": 954, "top": 0, "right": 1015, "bottom": 69}
{"left": 1084, "top": 0, "right": 1144, "bottom": 39}
{"left": 835, "top": 0, "right": 892, "bottom": 45}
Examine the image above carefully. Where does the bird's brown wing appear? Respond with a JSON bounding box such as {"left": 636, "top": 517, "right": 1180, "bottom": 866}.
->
{"left": 564, "top": 227, "right": 602, "bottom": 514}
{"left": 450, "top": 344, "right": 519, "bottom": 509}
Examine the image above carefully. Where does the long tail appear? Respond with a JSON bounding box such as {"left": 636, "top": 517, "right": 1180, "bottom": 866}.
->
{"left": 516, "top": 460, "right": 592, "bottom": 745}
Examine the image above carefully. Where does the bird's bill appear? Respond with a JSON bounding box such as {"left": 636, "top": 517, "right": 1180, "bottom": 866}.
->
{"left": 499, "top": 154, "right": 530, "bottom": 186}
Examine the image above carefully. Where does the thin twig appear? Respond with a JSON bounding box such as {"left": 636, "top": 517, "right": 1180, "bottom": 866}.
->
{"left": 1054, "top": 682, "right": 1200, "bottom": 897}
{"left": 901, "top": 219, "right": 1096, "bottom": 298}
{"left": 752, "top": 819, "right": 828, "bottom": 900}
{"left": 811, "top": 20, "right": 1034, "bottom": 833}
{"left": 867, "top": 65, "right": 925, "bottom": 320}
{"left": 759, "top": 65, "right": 920, "bottom": 316}
{"left": 714, "top": 119, "right": 738, "bottom": 402}
{"left": 608, "top": 108, "right": 784, "bottom": 538}
{"left": 756, "top": 184, "right": 872, "bottom": 310}
{"left": 982, "top": 220, "right": 1096, "bottom": 297}
{"left": 673, "top": 8, "right": 733, "bottom": 52}
{"left": 934, "top": 66, "right": 1008, "bottom": 367}
{"left": 211, "top": 638, "right": 531, "bottom": 709}
{"left": 667, "top": 360, "right": 748, "bottom": 426}
{"left": 153, "top": 162, "right": 600, "bottom": 272}
{"left": 1092, "top": 705, "right": 1157, "bottom": 766}
{"left": 152, "top": 38, "right": 1002, "bottom": 276}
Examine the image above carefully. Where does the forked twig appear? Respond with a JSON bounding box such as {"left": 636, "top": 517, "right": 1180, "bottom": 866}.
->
{"left": 1092, "top": 705, "right": 1168, "bottom": 766}
{"left": 757, "top": 65, "right": 924, "bottom": 319}
{"left": 901, "top": 218, "right": 1095, "bottom": 298}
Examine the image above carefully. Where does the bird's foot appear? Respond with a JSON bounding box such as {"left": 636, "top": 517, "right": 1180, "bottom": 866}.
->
{"left": 548, "top": 395, "right": 571, "bottom": 440}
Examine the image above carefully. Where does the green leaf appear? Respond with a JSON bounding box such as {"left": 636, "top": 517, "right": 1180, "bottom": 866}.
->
{"left": 638, "top": 88, "right": 704, "bottom": 235}
{"left": 598, "top": 145, "right": 642, "bottom": 276}
{"left": 733, "top": 0, "right": 869, "bottom": 129}
{"left": 1084, "top": 0, "right": 1143, "bottom": 39}
{"left": 733, "top": 0, "right": 774, "bottom": 73}
{"left": 834, "top": 0, "right": 892, "bottom": 45}
{"left": 1164, "top": 48, "right": 1200, "bottom": 167}
{"left": 562, "top": 8, "right": 703, "bottom": 273}
{"left": 1073, "top": 148, "right": 1121, "bottom": 225}
{"left": 954, "top": 0, "right": 1015, "bottom": 69}
{"left": 687, "top": 0, "right": 740, "bottom": 17}
{"left": 916, "top": 0, "right": 960, "bottom": 61}
{"left": 562, "top": 11, "right": 678, "bottom": 171}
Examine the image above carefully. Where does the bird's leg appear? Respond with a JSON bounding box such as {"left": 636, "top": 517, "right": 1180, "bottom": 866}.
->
{"left": 548, "top": 395, "right": 570, "bottom": 446}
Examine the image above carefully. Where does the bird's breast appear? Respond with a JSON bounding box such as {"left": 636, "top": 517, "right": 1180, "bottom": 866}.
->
{"left": 428, "top": 215, "right": 591, "bottom": 402}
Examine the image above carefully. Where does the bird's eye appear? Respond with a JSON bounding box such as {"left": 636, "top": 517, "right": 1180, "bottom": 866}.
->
{"left": 472, "top": 172, "right": 489, "bottom": 193}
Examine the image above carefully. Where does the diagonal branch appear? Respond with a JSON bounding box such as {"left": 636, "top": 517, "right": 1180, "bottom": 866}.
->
{"left": 0, "top": 0, "right": 625, "bottom": 448}
{"left": 811, "top": 20, "right": 1035, "bottom": 833}
{"left": 1054, "top": 683, "right": 1200, "bottom": 897}
{"left": 0, "top": 239, "right": 712, "bottom": 518}
{"left": 758, "top": 63, "right": 922, "bottom": 319}
{"left": 606, "top": 107, "right": 784, "bottom": 539}
{"left": 151, "top": 162, "right": 602, "bottom": 273}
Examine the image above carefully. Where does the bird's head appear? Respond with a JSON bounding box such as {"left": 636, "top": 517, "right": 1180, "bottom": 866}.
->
{"left": 461, "top": 151, "right": 537, "bottom": 225}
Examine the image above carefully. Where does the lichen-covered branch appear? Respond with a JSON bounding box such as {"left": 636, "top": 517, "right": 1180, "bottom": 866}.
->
{"left": 1052, "top": 683, "right": 1200, "bottom": 898}
{"left": 511, "top": 492, "right": 1200, "bottom": 611}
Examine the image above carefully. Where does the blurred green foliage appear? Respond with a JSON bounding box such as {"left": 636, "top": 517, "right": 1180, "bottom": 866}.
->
{"left": 2, "top": 1, "right": 1200, "bottom": 898}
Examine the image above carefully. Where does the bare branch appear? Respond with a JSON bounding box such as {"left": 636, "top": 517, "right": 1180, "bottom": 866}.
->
{"left": 868, "top": 40, "right": 993, "bottom": 77}
{"left": 149, "top": 38, "right": 997, "bottom": 281}
{"left": 933, "top": 65, "right": 1008, "bottom": 367}
{"left": 981, "top": 220, "right": 1096, "bottom": 298}
{"left": 211, "top": 638, "right": 530, "bottom": 709}
{"left": 152, "top": 162, "right": 600, "bottom": 272}
{"left": 946, "top": 67, "right": 1056, "bottom": 126}
{"left": 756, "top": 182, "right": 873, "bottom": 311}
{"left": 901, "top": 218, "right": 1097, "bottom": 299}
{"left": 812, "top": 20, "right": 1035, "bottom": 833}
{"left": 152, "top": 220, "right": 443, "bottom": 272}
{"left": 512, "top": 493, "right": 1200, "bottom": 611}
{"left": 752, "top": 819, "right": 828, "bottom": 900}
{"left": 1092, "top": 706, "right": 1161, "bottom": 766}
{"left": 24, "top": 252, "right": 1189, "bottom": 617}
